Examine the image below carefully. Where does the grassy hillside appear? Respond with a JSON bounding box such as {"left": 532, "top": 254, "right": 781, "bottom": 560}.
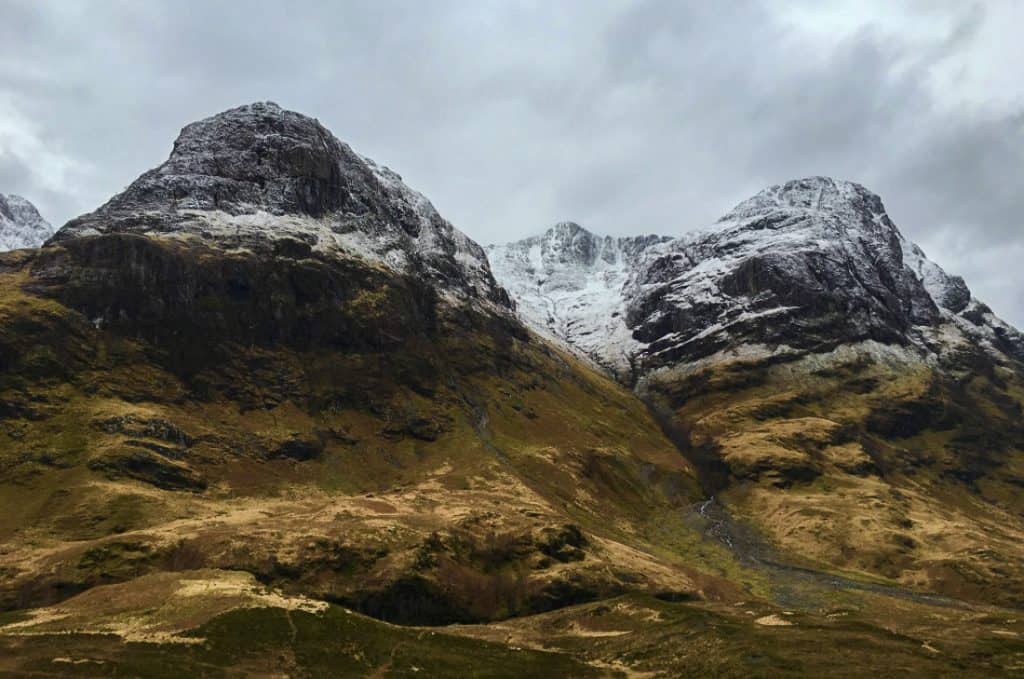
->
{"left": 0, "top": 239, "right": 703, "bottom": 626}
{"left": 642, "top": 341, "right": 1024, "bottom": 609}
{"left": 3, "top": 238, "right": 1024, "bottom": 675}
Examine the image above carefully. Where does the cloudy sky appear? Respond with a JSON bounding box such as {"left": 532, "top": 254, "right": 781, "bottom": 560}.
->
{"left": 1, "top": 1, "right": 1022, "bottom": 325}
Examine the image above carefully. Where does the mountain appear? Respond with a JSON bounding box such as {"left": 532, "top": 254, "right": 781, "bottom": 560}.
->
{"left": 52, "top": 101, "right": 505, "bottom": 305}
{"left": 491, "top": 177, "right": 1023, "bottom": 382}
{"left": 628, "top": 177, "right": 1023, "bottom": 376}
{"left": 492, "top": 176, "right": 1024, "bottom": 613}
{"left": 2, "top": 104, "right": 701, "bottom": 619}
{"left": 0, "top": 103, "right": 723, "bottom": 673}
{"left": 486, "top": 222, "right": 670, "bottom": 380}
{"left": 2, "top": 107, "right": 1024, "bottom": 677}
{"left": 0, "top": 193, "right": 52, "bottom": 251}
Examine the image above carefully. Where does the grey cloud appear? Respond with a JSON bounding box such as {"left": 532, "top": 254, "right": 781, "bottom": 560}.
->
{"left": 0, "top": 152, "right": 33, "bottom": 194}
{"left": 0, "top": 0, "right": 1020, "bottom": 325}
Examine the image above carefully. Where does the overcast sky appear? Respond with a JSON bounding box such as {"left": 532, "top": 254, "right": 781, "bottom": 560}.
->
{"left": 1, "top": 1, "right": 1022, "bottom": 325}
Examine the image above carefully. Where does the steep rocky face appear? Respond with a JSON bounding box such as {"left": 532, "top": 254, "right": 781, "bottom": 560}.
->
{"left": 628, "top": 177, "right": 1022, "bottom": 376}
{"left": 490, "top": 177, "right": 1023, "bottom": 382}
{"left": 492, "top": 178, "right": 1024, "bottom": 609}
{"left": 53, "top": 102, "right": 507, "bottom": 306}
{"left": 30, "top": 103, "right": 518, "bottom": 365}
{"left": 0, "top": 103, "right": 703, "bottom": 638}
{"left": 3, "top": 115, "right": 1024, "bottom": 675}
{"left": 0, "top": 194, "right": 52, "bottom": 251}
{"left": 487, "top": 222, "right": 669, "bottom": 378}
{"left": 28, "top": 234, "right": 447, "bottom": 377}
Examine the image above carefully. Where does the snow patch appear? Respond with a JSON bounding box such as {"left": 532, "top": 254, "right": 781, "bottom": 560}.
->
{"left": 0, "top": 194, "right": 52, "bottom": 251}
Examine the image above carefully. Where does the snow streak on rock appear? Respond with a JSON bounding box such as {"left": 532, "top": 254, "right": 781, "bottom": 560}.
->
{"left": 490, "top": 177, "right": 1023, "bottom": 382}
{"left": 52, "top": 102, "right": 508, "bottom": 306}
{"left": 487, "top": 222, "right": 669, "bottom": 378}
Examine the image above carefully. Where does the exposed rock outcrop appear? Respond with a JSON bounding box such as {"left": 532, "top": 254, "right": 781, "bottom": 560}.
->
{"left": 490, "top": 177, "right": 1024, "bottom": 381}
{"left": 486, "top": 222, "right": 669, "bottom": 379}
{"left": 51, "top": 101, "right": 509, "bottom": 306}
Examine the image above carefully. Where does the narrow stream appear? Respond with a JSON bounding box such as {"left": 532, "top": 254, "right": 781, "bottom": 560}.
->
{"left": 639, "top": 392, "right": 970, "bottom": 611}
{"left": 687, "top": 497, "right": 971, "bottom": 610}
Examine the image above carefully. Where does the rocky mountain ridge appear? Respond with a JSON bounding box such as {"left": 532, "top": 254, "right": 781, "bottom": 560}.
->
{"left": 52, "top": 101, "right": 507, "bottom": 307}
{"left": 490, "top": 178, "right": 1024, "bottom": 623}
{"left": 490, "top": 177, "right": 1023, "bottom": 382}
{"left": 3, "top": 104, "right": 1024, "bottom": 676}
{"left": 486, "top": 222, "right": 669, "bottom": 379}
{"left": 0, "top": 193, "right": 52, "bottom": 251}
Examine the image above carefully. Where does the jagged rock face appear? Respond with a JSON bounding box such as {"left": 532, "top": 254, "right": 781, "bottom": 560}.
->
{"left": 629, "top": 178, "right": 938, "bottom": 371}
{"left": 0, "top": 194, "right": 52, "bottom": 251}
{"left": 53, "top": 102, "right": 508, "bottom": 306}
{"left": 628, "top": 178, "right": 1022, "bottom": 374}
{"left": 27, "top": 234, "right": 446, "bottom": 375}
{"left": 487, "top": 222, "right": 670, "bottom": 378}
{"left": 490, "top": 178, "right": 1024, "bottom": 382}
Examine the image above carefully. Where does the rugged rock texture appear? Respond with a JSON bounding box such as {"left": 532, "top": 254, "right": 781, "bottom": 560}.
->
{"left": 491, "top": 177, "right": 1024, "bottom": 612}
{"left": 487, "top": 222, "right": 669, "bottom": 379}
{"left": 27, "top": 233, "right": 444, "bottom": 375}
{"left": 490, "top": 177, "right": 1024, "bottom": 381}
{"left": 53, "top": 102, "right": 508, "bottom": 306}
{"left": 0, "top": 194, "right": 52, "bottom": 251}
{"left": 627, "top": 177, "right": 1022, "bottom": 375}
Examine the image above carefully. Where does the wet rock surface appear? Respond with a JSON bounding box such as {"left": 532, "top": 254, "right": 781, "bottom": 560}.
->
{"left": 87, "top": 448, "right": 207, "bottom": 492}
{"left": 27, "top": 233, "right": 441, "bottom": 373}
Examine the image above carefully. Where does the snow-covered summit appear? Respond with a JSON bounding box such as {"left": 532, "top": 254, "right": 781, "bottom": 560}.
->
{"left": 718, "top": 176, "right": 884, "bottom": 223}
{"left": 489, "top": 177, "right": 1023, "bottom": 382}
{"left": 0, "top": 194, "right": 52, "bottom": 252}
{"left": 711, "top": 178, "right": 967, "bottom": 313}
{"left": 52, "top": 102, "right": 507, "bottom": 305}
{"left": 486, "top": 223, "right": 669, "bottom": 378}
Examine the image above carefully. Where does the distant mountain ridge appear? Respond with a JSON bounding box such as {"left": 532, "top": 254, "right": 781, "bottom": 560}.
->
{"left": 0, "top": 193, "right": 52, "bottom": 251}
{"left": 486, "top": 222, "right": 669, "bottom": 379}
{"left": 489, "top": 177, "right": 1023, "bottom": 382}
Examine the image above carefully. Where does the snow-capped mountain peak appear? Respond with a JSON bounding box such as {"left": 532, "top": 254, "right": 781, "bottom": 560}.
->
{"left": 711, "top": 178, "right": 969, "bottom": 312}
{"left": 719, "top": 176, "right": 882, "bottom": 221}
{"left": 52, "top": 102, "right": 507, "bottom": 305}
{"left": 486, "top": 223, "right": 670, "bottom": 378}
{"left": 489, "top": 177, "right": 1023, "bottom": 383}
{"left": 0, "top": 194, "right": 53, "bottom": 252}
